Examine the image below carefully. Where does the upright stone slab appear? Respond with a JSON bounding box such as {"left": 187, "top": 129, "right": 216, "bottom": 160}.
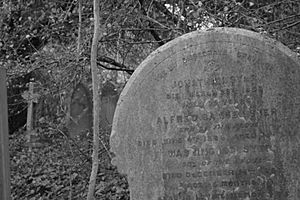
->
{"left": 110, "top": 28, "right": 300, "bottom": 200}
{"left": 100, "top": 82, "right": 118, "bottom": 131}
{"left": 0, "top": 68, "right": 11, "bottom": 200}
{"left": 67, "top": 83, "right": 92, "bottom": 137}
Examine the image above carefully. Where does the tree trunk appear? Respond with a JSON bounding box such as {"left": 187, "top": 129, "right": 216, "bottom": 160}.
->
{"left": 77, "top": 0, "right": 82, "bottom": 62}
{"left": 86, "top": 0, "right": 101, "bottom": 199}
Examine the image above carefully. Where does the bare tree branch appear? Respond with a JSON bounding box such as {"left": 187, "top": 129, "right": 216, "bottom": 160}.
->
{"left": 76, "top": 0, "right": 82, "bottom": 62}
{"left": 270, "top": 20, "right": 300, "bottom": 33}
{"left": 138, "top": 0, "right": 165, "bottom": 46}
{"left": 266, "top": 14, "right": 300, "bottom": 25}
{"left": 97, "top": 62, "right": 134, "bottom": 74}
{"left": 152, "top": 0, "right": 178, "bottom": 24}
{"left": 98, "top": 56, "right": 131, "bottom": 70}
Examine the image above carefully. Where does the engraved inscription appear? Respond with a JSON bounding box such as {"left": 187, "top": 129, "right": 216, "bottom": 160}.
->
{"left": 111, "top": 29, "right": 300, "bottom": 200}
{"left": 159, "top": 62, "right": 282, "bottom": 199}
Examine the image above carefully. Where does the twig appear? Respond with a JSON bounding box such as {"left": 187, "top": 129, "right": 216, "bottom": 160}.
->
{"left": 270, "top": 20, "right": 300, "bottom": 33}
{"left": 76, "top": 0, "right": 82, "bottom": 62}
{"left": 266, "top": 14, "right": 300, "bottom": 25}
{"left": 120, "top": 27, "right": 181, "bottom": 31}
{"left": 138, "top": 0, "right": 165, "bottom": 46}
{"left": 98, "top": 56, "right": 130, "bottom": 70}
{"left": 100, "top": 37, "right": 172, "bottom": 44}
{"left": 153, "top": 0, "right": 178, "bottom": 24}
{"left": 287, "top": 30, "right": 300, "bottom": 37}
{"left": 97, "top": 62, "right": 134, "bottom": 74}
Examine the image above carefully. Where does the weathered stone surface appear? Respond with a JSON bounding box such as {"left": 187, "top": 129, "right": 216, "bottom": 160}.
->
{"left": 67, "top": 83, "right": 92, "bottom": 137}
{"left": 0, "top": 68, "right": 11, "bottom": 200}
{"left": 99, "top": 81, "right": 118, "bottom": 131}
{"left": 110, "top": 28, "right": 300, "bottom": 200}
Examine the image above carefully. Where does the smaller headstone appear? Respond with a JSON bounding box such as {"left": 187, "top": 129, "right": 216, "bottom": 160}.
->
{"left": 0, "top": 68, "right": 11, "bottom": 200}
{"left": 99, "top": 81, "right": 118, "bottom": 131}
{"left": 67, "top": 83, "right": 92, "bottom": 137}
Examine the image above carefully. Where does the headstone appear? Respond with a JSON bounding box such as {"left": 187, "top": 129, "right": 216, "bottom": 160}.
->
{"left": 67, "top": 83, "right": 92, "bottom": 137}
{"left": 110, "top": 28, "right": 300, "bottom": 200}
{"left": 0, "top": 68, "right": 11, "bottom": 200}
{"left": 100, "top": 81, "right": 118, "bottom": 131}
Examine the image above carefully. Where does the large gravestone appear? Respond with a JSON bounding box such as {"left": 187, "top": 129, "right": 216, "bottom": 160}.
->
{"left": 110, "top": 28, "right": 300, "bottom": 200}
{"left": 0, "top": 68, "right": 11, "bottom": 200}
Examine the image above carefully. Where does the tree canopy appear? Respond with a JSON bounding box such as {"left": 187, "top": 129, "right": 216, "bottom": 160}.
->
{"left": 1, "top": 0, "right": 299, "bottom": 133}
{"left": 1, "top": 0, "right": 299, "bottom": 199}
{"left": 1, "top": 0, "right": 299, "bottom": 76}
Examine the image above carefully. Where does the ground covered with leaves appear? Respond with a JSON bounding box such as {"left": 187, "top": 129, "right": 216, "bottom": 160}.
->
{"left": 9, "top": 128, "right": 129, "bottom": 200}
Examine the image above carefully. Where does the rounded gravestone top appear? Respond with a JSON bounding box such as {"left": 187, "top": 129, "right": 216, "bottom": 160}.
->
{"left": 110, "top": 27, "right": 300, "bottom": 200}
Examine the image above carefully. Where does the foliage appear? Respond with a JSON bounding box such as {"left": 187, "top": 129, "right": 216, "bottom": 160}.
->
{"left": 1, "top": 0, "right": 299, "bottom": 75}
{"left": 1, "top": 1, "right": 299, "bottom": 128}
{"left": 2, "top": 0, "right": 300, "bottom": 199}
{"left": 10, "top": 127, "right": 129, "bottom": 200}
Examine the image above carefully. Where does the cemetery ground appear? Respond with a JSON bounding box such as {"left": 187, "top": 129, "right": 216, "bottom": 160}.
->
{"left": 9, "top": 126, "right": 129, "bottom": 200}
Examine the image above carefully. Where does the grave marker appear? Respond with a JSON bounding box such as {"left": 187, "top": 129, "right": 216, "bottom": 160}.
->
{"left": 110, "top": 28, "right": 300, "bottom": 200}
{"left": 22, "top": 82, "right": 40, "bottom": 149}
{"left": 100, "top": 82, "right": 118, "bottom": 131}
{"left": 67, "top": 83, "right": 92, "bottom": 137}
{"left": 0, "top": 68, "right": 11, "bottom": 200}
{"left": 25, "top": 82, "right": 35, "bottom": 133}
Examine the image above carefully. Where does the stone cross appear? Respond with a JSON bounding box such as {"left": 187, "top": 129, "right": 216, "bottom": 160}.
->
{"left": 110, "top": 28, "right": 300, "bottom": 200}
{"left": 26, "top": 82, "right": 34, "bottom": 132}
{"left": 22, "top": 82, "right": 39, "bottom": 149}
